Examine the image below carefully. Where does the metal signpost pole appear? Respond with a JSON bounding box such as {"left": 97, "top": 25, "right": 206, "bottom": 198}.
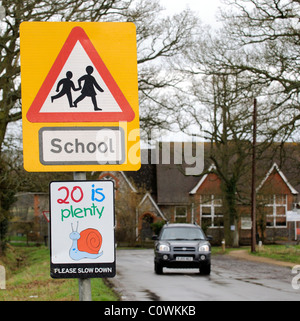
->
{"left": 251, "top": 99, "right": 257, "bottom": 253}
{"left": 78, "top": 277, "right": 92, "bottom": 301}
{"left": 73, "top": 172, "right": 92, "bottom": 301}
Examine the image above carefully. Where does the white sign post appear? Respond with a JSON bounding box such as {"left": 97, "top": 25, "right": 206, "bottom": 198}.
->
{"left": 287, "top": 210, "right": 300, "bottom": 240}
{"left": 50, "top": 180, "right": 115, "bottom": 280}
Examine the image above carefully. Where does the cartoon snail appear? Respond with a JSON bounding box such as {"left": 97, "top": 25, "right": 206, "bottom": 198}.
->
{"left": 69, "top": 222, "right": 103, "bottom": 261}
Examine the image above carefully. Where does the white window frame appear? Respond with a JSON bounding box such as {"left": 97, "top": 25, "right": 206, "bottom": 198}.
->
{"left": 174, "top": 206, "right": 187, "bottom": 223}
{"left": 200, "top": 195, "right": 223, "bottom": 228}
{"left": 265, "top": 194, "right": 287, "bottom": 228}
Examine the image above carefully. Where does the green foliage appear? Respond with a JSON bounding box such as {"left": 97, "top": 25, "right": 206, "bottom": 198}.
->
{"left": 0, "top": 246, "right": 119, "bottom": 301}
{"left": 252, "top": 245, "right": 300, "bottom": 264}
{"left": 150, "top": 220, "right": 165, "bottom": 235}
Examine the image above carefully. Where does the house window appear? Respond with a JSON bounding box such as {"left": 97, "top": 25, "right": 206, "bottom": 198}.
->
{"left": 200, "top": 195, "right": 223, "bottom": 228}
{"left": 175, "top": 206, "right": 187, "bottom": 223}
{"left": 261, "top": 194, "right": 287, "bottom": 228}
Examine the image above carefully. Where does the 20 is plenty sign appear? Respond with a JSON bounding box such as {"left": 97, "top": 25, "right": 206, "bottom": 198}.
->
{"left": 50, "top": 180, "right": 115, "bottom": 279}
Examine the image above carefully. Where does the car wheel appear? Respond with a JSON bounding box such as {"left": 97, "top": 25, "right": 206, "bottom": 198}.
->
{"left": 155, "top": 262, "right": 163, "bottom": 274}
{"left": 200, "top": 264, "right": 211, "bottom": 275}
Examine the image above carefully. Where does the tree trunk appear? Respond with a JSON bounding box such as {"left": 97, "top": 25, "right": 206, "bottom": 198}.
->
{"left": 222, "top": 180, "right": 239, "bottom": 247}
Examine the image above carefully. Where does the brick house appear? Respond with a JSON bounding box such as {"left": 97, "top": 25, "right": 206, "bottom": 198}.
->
{"left": 255, "top": 163, "right": 299, "bottom": 242}
{"left": 10, "top": 144, "right": 300, "bottom": 245}
{"left": 9, "top": 192, "right": 49, "bottom": 243}
{"left": 99, "top": 144, "right": 300, "bottom": 245}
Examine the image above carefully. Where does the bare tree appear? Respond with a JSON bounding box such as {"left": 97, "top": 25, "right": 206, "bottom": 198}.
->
{"left": 170, "top": 0, "right": 300, "bottom": 246}
{"left": 0, "top": 0, "right": 199, "bottom": 251}
{"left": 168, "top": 19, "right": 259, "bottom": 245}
{"left": 218, "top": 0, "right": 300, "bottom": 140}
{"left": 173, "top": 67, "right": 257, "bottom": 245}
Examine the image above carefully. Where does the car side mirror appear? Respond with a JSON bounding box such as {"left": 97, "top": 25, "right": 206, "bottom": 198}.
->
{"left": 206, "top": 235, "right": 213, "bottom": 241}
{"left": 152, "top": 235, "right": 158, "bottom": 240}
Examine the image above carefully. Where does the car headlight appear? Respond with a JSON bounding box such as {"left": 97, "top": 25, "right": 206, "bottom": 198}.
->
{"left": 158, "top": 244, "right": 170, "bottom": 252}
{"left": 199, "top": 244, "right": 210, "bottom": 252}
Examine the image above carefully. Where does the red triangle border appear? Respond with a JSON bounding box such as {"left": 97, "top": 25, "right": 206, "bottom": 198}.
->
{"left": 26, "top": 26, "right": 135, "bottom": 123}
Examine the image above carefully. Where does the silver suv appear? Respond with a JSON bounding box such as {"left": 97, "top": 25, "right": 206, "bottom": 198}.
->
{"left": 153, "top": 223, "right": 212, "bottom": 275}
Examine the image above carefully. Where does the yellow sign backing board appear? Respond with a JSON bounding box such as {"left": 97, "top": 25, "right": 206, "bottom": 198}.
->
{"left": 20, "top": 22, "right": 140, "bottom": 172}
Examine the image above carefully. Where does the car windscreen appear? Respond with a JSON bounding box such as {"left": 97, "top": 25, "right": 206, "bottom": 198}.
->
{"left": 160, "top": 227, "right": 205, "bottom": 241}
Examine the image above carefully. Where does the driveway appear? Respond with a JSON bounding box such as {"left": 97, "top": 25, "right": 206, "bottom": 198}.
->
{"left": 109, "top": 249, "right": 300, "bottom": 301}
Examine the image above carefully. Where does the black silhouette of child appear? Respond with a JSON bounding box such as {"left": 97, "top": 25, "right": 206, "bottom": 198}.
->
{"left": 51, "top": 71, "right": 80, "bottom": 107}
{"left": 73, "top": 66, "right": 104, "bottom": 111}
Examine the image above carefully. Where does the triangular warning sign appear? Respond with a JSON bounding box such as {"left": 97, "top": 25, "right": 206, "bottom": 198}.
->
{"left": 26, "top": 26, "right": 135, "bottom": 123}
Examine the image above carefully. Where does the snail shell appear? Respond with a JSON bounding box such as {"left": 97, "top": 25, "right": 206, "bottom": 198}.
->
{"left": 77, "top": 228, "right": 102, "bottom": 254}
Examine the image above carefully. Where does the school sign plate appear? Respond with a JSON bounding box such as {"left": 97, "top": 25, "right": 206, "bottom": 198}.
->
{"left": 20, "top": 22, "right": 140, "bottom": 172}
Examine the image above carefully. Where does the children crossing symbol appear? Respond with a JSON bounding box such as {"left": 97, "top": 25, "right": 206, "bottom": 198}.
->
{"left": 51, "top": 66, "right": 104, "bottom": 111}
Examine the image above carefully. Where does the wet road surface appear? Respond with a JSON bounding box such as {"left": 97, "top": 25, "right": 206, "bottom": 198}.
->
{"left": 110, "top": 249, "right": 300, "bottom": 301}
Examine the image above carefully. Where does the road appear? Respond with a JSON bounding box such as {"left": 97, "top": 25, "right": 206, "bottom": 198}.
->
{"left": 110, "top": 249, "right": 300, "bottom": 301}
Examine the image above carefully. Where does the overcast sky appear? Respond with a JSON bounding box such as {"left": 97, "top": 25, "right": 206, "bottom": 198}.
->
{"left": 159, "top": 0, "right": 225, "bottom": 26}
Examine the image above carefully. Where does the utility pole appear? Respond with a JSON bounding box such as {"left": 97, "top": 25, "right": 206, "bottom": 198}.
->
{"left": 251, "top": 99, "right": 257, "bottom": 253}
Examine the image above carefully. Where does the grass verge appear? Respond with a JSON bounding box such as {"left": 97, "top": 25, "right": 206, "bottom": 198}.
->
{"left": 212, "top": 244, "right": 300, "bottom": 265}
{"left": 250, "top": 244, "right": 300, "bottom": 264}
{"left": 0, "top": 245, "right": 119, "bottom": 301}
